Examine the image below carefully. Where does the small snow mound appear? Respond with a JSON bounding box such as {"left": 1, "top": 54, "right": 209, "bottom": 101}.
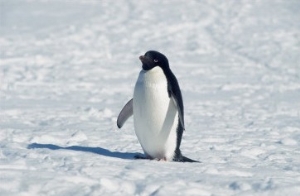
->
{"left": 118, "top": 181, "right": 136, "bottom": 195}
{"left": 241, "top": 148, "right": 266, "bottom": 159}
{"left": 100, "top": 178, "right": 118, "bottom": 192}
{"left": 67, "top": 130, "right": 88, "bottom": 145}
{"left": 229, "top": 181, "right": 251, "bottom": 191}
{"left": 101, "top": 108, "right": 113, "bottom": 118}
{"left": 205, "top": 167, "right": 219, "bottom": 174}
{"left": 279, "top": 138, "right": 298, "bottom": 146}
{"left": 84, "top": 107, "right": 113, "bottom": 118}
{"left": 30, "top": 135, "right": 64, "bottom": 145}
{"left": 220, "top": 169, "right": 253, "bottom": 177}
{"left": 70, "top": 131, "right": 88, "bottom": 141}
{"left": 252, "top": 178, "right": 276, "bottom": 191}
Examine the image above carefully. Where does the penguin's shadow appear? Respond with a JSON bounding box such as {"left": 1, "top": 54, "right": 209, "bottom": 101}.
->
{"left": 27, "top": 143, "right": 141, "bottom": 160}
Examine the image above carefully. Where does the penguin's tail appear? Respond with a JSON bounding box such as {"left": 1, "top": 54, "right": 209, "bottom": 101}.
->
{"left": 173, "top": 149, "right": 200, "bottom": 163}
{"left": 173, "top": 153, "right": 200, "bottom": 163}
{"left": 181, "top": 156, "right": 200, "bottom": 163}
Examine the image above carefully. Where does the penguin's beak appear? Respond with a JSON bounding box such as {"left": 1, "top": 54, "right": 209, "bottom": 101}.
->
{"left": 139, "top": 55, "right": 153, "bottom": 70}
{"left": 139, "top": 55, "right": 146, "bottom": 62}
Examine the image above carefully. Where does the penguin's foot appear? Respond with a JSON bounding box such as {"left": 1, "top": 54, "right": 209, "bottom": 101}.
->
{"left": 134, "top": 154, "right": 168, "bottom": 161}
{"left": 154, "top": 157, "right": 167, "bottom": 161}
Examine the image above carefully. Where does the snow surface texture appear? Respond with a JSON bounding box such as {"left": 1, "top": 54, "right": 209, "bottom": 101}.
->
{"left": 1, "top": 0, "right": 300, "bottom": 195}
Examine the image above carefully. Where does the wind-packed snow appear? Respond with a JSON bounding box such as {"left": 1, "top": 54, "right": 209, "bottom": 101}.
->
{"left": 1, "top": 0, "right": 300, "bottom": 195}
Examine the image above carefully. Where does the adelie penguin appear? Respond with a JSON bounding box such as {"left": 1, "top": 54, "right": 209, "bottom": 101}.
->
{"left": 117, "top": 50, "right": 198, "bottom": 162}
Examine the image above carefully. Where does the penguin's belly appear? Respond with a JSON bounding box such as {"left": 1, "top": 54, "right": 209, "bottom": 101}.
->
{"left": 133, "top": 68, "right": 178, "bottom": 160}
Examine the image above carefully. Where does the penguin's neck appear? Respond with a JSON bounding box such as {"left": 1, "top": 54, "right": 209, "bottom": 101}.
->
{"left": 139, "top": 66, "right": 168, "bottom": 87}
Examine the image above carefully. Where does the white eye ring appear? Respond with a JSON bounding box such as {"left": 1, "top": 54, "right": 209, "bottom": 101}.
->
{"left": 154, "top": 59, "right": 158, "bottom": 63}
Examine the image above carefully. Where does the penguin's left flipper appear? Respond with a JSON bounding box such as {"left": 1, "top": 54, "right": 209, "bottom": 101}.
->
{"left": 117, "top": 98, "right": 133, "bottom": 128}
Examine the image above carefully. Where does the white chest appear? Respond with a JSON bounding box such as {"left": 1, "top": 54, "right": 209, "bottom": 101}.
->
{"left": 133, "top": 67, "right": 178, "bottom": 160}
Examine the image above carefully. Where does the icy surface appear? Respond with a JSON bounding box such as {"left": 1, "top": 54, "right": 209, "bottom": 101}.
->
{"left": 1, "top": 0, "right": 300, "bottom": 195}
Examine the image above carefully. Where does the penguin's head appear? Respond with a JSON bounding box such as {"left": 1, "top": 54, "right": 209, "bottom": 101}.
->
{"left": 139, "top": 50, "right": 169, "bottom": 71}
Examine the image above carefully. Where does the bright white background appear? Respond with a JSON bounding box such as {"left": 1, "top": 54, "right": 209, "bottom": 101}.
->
{"left": 1, "top": 0, "right": 300, "bottom": 195}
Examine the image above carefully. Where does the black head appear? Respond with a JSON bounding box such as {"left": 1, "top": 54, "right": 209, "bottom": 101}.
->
{"left": 139, "top": 50, "right": 169, "bottom": 71}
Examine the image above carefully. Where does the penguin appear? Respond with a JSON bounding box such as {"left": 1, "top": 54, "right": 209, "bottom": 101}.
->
{"left": 117, "top": 50, "right": 198, "bottom": 162}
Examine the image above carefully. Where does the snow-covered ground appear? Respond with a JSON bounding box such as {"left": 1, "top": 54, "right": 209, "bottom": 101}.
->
{"left": 1, "top": 0, "right": 300, "bottom": 195}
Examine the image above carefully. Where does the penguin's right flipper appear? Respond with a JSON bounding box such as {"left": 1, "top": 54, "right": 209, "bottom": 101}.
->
{"left": 117, "top": 98, "right": 133, "bottom": 128}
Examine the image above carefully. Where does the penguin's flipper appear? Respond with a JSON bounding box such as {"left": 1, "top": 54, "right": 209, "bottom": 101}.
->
{"left": 117, "top": 98, "right": 133, "bottom": 128}
{"left": 166, "top": 71, "right": 185, "bottom": 130}
{"left": 170, "top": 91, "right": 185, "bottom": 130}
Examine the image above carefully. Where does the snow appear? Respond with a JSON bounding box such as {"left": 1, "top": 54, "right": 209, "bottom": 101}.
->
{"left": 1, "top": 0, "right": 300, "bottom": 195}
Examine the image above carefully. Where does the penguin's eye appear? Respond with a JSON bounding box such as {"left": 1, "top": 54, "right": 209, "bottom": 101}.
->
{"left": 153, "top": 59, "right": 159, "bottom": 63}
